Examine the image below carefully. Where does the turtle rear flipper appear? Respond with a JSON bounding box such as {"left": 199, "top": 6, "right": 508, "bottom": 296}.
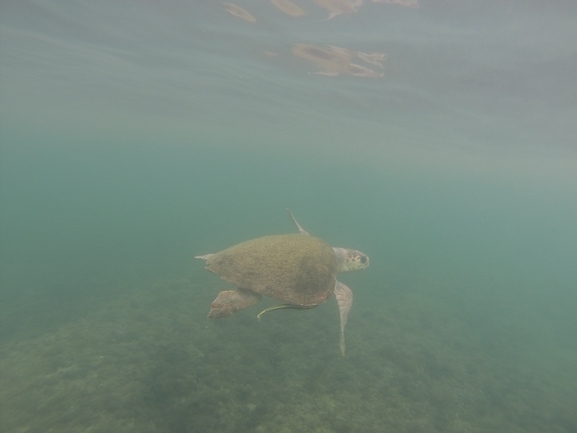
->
{"left": 208, "top": 289, "right": 261, "bottom": 318}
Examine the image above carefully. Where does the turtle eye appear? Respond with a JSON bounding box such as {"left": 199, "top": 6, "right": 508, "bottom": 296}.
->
{"left": 360, "top": 255, "right": 367, "bottom": 264}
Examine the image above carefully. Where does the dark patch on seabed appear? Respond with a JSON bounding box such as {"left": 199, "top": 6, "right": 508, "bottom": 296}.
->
{"left": 1, "top": 268, "right": 576, "bottom": 433}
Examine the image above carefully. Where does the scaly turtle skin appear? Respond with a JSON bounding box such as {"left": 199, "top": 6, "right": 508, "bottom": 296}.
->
{"left": 196, "top": 209, "right": 369, "bottom": 355}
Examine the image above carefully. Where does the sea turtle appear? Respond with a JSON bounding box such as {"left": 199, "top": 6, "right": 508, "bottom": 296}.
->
{"left": 195, "top": 209, "right": 369, "bottom": 355}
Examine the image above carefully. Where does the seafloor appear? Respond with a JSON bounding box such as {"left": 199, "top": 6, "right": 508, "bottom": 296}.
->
{"left": 1, "top": 265, "right": 576, "bottom": 433}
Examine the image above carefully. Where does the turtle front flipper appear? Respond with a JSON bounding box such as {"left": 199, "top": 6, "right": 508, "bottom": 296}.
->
{"left": 286, "top": 208, "right": 310, "bottom": 236}
{"left": 208, "top": 288, "right": 261, "bottom": 319}
{"left": 334, "top": 281, "right": 353, "bottom": 356}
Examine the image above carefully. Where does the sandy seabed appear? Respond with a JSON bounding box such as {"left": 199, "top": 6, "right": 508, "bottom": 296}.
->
{"left": 1, "top": 268, "right": 576, "bottom": 433}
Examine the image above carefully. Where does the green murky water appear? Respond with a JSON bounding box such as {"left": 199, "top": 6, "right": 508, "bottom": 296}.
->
{"left": 1, "top": 1, "right": 576, "bottom": 432}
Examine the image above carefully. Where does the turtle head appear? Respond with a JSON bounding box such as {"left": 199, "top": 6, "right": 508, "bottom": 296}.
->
{"left": 333, "top": 248, "right": 370, "bottom": 273}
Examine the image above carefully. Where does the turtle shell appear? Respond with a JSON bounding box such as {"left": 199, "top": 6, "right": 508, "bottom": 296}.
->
{"left": 204, "top": 234, "right": 337, "bottom": 306}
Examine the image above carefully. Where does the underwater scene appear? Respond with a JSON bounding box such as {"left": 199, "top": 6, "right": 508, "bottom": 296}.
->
{"left": 1, "top": 1, "right": 576, "bottom": 432}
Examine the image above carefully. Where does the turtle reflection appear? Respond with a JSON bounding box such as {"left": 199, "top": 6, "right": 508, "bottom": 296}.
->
{"left": 292, "top": 44, "right": 386, "bottom": 77}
